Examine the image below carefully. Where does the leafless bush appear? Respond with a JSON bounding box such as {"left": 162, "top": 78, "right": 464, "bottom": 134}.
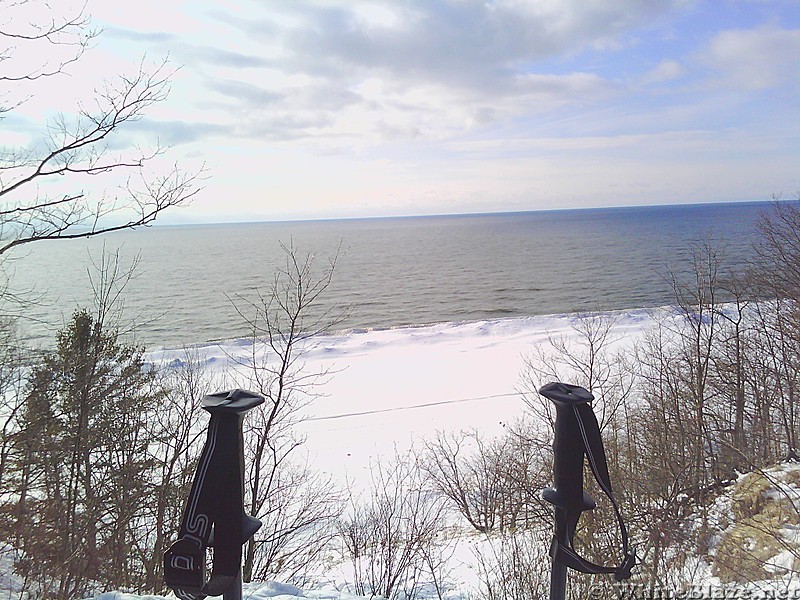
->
{"left": 470, "top": 528, "right": 550, "bottom": 600}
{"left": 338, "top": 452, "right": 448, "bottom": 600}
{"left": 138, "top": 349, "right": 212, "bottom": 592}
{"left": 422, "top": 427, "right": 548, "bottom": 534}
{"left": 249, "top": 463, "right": 343, "bottom": 584}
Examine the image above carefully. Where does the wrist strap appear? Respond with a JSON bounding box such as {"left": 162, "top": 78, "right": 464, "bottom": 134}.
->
{"left": 550, "top": 402, "right": 636, "bottom": 581}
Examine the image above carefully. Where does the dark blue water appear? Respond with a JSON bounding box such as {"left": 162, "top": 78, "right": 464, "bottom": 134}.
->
{"left": 13, "top": 201, "right": 771, "bottom": 348}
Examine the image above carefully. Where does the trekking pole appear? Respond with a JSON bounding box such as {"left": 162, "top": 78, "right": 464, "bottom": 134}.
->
{"left": 540, "top": 382, "right": 595, "bottom": 600}
{"left": 164, "top": 389, "right": 265, "bottom": 600}
{"left": 540, "top": 382, "right": 636, "bottom": 600}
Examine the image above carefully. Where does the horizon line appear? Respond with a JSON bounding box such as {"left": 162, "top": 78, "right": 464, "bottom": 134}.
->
{"left": 152, "top": 197, "right": 778, "bottom": 228}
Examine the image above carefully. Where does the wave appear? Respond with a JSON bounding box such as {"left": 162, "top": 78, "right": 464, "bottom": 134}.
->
{"left": 146, "top": 304, "right": 671, "bottom": 367}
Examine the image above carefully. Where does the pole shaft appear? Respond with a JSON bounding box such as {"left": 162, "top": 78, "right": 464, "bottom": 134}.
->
{"left": 549, "top": 560, "right": 567, "bottom": 600}
{"left": 222, "top": 568, "right": 243, "bottom": 600}
{"left": 549, "top": 505, "right": 568, "bottom": 600}
{"left": 539, "top": 383, "right": 594, "bottom": 600}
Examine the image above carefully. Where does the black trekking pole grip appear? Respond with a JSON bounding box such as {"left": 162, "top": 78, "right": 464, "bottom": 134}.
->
{"left": 164, "top": 389, "right": 264, "bottom": 600}
{"left": 540, "top": 382, "right": 595, "bottom": 600}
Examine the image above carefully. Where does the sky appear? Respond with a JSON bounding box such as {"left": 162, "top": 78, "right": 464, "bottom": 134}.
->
{"left": 5, "top": 0, "right": 800, "bottom": 222}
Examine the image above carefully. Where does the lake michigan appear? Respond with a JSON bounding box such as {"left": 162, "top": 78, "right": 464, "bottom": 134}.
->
{"left": 14, "top": 201, "right": 771, "bottom": 349}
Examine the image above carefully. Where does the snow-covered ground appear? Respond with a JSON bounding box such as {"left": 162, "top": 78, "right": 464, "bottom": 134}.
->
{"left": 89, "top": 583, "right": 372, "bottom": 600}
{"left": 69, "top": 461, "right": 800, "bottom": 600}
{"left": 149, "top": 308, "right": 654, "bottom": 488}
{"left": 6, "top": 307, "right": 799, "bottom": 599}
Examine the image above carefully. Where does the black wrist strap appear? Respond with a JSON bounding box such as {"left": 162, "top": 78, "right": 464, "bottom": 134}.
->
{"left": 551, "top": 403, "right": 635, "bottom": 581}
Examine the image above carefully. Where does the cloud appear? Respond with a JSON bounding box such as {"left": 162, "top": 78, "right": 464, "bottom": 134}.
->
{"left": 703, "top": 26, "right": 800, "bottom": 90}
{"left": 173, "top": 43, "right": 272, "bottom": 69}
{"left": 130, "top": 119, "right": 230, "bottom": 145}
{"left": 188, "top": 0, "right": 682, "bottom": 142}
{"left": 10, "top": 0, "right": 797, "bottom": 221}
{"left": 104, "top": 27, "right": 179, "bottom": 43}
{"left": 75, "top": 4, "right": 800, "bottom": 153}
{"left": 641, "top": 59, "right": 686, "bottom": 85}
{"left": 205, "top": 80, "right": 286, "bottom": 106}
{"left": 194, "top": 0, "right": 680, "bottom": 147}
{"left": 125, "top": 113, "right": 339, "bottom": 145}
{"left": 226, "top": 0, "right": 683, "bottom": 89}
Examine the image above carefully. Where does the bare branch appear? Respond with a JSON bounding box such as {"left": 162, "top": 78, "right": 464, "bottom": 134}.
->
{"left": 0, "top": 0, "right": 98, "bottom": 83}
{"left": 0, "top": 163, "right": 204, "bottom": 255}
{"left": 0, "top": 5, "right": 200, "bottom": 258}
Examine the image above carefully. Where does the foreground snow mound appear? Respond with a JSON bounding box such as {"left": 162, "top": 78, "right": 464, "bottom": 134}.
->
{"left": 88, "top": 581, "right": 371, "bottom": 600}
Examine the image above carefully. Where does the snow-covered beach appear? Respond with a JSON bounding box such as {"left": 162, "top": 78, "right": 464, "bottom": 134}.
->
{"left": 148, "top": 308, "right": 655, "bottom": 487}
{"left": 143, "top": 306, "right": 800, "bottom": 599}
{"left": 4, "top": 308, "right": 660, "bottom": 600}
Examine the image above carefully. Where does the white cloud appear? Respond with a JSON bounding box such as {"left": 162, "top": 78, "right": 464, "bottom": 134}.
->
{"left": 641, "top": 59, "right": 686, "bottom": 85}
{"left": 172, "top": 0, "right": 683, "bottom": 143}
{"left": 704, "top": 26, "right": 800, "bottom": 90}
{"left": 8, "top": 0, "right": 797, "bottom": 220}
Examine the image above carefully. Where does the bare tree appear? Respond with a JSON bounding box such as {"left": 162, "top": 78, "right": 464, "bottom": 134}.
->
{"left": 751, "top": 199, "right": 800, "bottom": 459}
{"left": 227, "top": 242, "right": 347, "bottom": 582}
{"left": 0, "top": 1, "right": 201, "bottom": 258}
{"left": 748, "top": 297, "right": 800, "bottom": 461}
{"left": 711, "top": 272, "right": 754, "bottom": 470}
{"left": 754, "top": 199, "right": 800, "bottom": 310}
{"left": 665, "top": 241, "right": 724, "bottom": 487}
{"left": 520, "top": 311, "right": 633, "bottom": 434}
{"left": 138, "top": 348, "right": 212, "bottom": 592}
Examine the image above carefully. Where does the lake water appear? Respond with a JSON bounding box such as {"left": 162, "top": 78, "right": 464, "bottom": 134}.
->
{"left": 11, "top": 201, "right": 770, "bottom": 349}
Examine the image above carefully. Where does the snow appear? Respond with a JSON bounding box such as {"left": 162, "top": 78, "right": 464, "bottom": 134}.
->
{"left": 0, "top": 545, "right": 23, "bottom": 597}
{"left": 88, "top": 582, "right": 371, "bottom": 600}
{"left": 702, "top": 462, "right": 800, "bottom": 593}
{"left": 7, "top": 307, "right": 800, "bottom": 599}
{"left": 148, "top": 308, "right": 655, "bottom": 489}
{"left": 65, "top": 309, "right": 648, "bottom": 600}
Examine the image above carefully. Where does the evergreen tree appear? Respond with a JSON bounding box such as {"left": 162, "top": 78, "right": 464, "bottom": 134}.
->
{"left": 16, "top": 309, "right": 160, "bottom": 599}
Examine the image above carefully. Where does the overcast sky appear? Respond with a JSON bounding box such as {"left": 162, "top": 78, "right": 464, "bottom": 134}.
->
{"left": 12, "top": 1, "right": 800, "bottom": 221}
